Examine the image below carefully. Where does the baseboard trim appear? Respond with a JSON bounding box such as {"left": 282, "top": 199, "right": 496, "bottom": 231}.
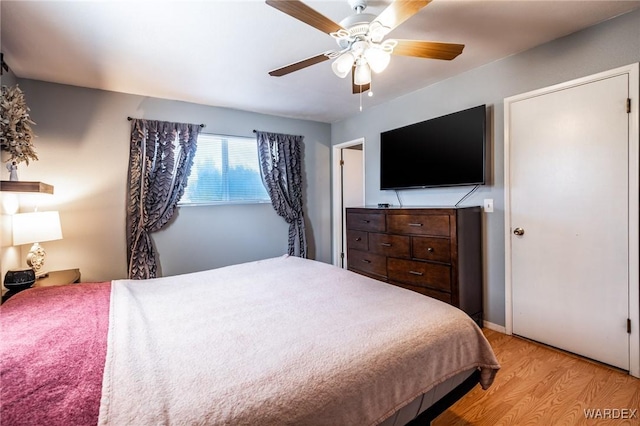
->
{"left": 483, "top": 321, "right": 506, "bottom": 334}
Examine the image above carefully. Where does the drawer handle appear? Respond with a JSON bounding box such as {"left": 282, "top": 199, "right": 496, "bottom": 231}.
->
{"left": 362, "top": 259, "right": 371, "bottom": 264}
{"left": 355, "top": 237, "right": 362, "bottom": 242}
{"left": 427, "top": 247, "right": 434, "bottom": 252}
{"left": 362, "top": 220, "right": 370, "bottom": 224}
{"left": 408, "top": 223, "right": 423, "bottom": 227}
{"left": 409, "top": 270, "right": 423, "bottom": 276}
{"left": 380, "top": 243, "right": 392, "bottom": 247}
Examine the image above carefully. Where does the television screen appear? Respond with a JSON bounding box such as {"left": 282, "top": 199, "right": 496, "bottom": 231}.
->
{"left": 380, "top": 105, "right": 486, "bottom": 190}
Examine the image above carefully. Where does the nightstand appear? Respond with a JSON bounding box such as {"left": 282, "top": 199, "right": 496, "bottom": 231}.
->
{"left": 35, "top": 268, "right": 81, "bottom": 288}
{"left": 1, "top": 268, "right": 81, "bottom": 304}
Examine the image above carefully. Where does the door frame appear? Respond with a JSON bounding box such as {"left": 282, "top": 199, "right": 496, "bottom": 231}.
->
{"left": 332, "top": 138, "right": 365, "bottom": 267}
{"left": 504, "top": 63, "right": 639, "bottom": 377}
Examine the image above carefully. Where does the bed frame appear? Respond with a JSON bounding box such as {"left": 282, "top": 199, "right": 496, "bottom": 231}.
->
{"left": 407, "top": 370, "right": 480, "bottom": 425}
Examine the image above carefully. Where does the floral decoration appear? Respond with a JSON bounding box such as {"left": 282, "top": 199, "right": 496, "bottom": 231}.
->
{"left": 0, "top": 84, "right": 37, "bottom": 164}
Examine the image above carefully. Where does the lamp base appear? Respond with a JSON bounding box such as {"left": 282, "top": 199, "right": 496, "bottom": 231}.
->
{"left": 26, "top": 242, "right": 46, "bottom": 276}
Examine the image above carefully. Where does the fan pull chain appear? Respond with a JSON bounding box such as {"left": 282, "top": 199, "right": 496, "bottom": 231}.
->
{"left": 359, "top": 80, "right": 372, "bottom": 112}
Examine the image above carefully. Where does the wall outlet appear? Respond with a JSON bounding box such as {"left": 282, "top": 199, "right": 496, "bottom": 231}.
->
{"left": 483, "top": 199, "right": 494, "bottom": 213}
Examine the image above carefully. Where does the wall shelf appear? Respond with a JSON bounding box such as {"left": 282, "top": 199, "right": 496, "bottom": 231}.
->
{"left": 0, "top": 181, "right": 54, "bottom": 194}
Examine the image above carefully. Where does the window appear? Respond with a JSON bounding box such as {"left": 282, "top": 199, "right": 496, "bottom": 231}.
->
{"left": 180, "top": 133, "right": 270, "bottom": 205}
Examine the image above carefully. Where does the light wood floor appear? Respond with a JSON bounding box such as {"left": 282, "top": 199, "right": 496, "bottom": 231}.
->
{"left": 434, "top": 329, "right": 640, "bottom": 425}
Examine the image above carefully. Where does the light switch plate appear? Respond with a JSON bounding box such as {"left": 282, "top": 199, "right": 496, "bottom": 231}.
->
{"left": 483, "top": 199, "right": 494, "bottom": 213}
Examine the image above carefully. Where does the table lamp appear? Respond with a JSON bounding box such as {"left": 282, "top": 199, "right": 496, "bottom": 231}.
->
{"left": 12, "top": 211, "right": 63, "bottom": 277}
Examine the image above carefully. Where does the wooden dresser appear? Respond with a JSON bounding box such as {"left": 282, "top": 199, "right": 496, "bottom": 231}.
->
{"left": 346, "top": 206, "right": 483, "bottom": 325}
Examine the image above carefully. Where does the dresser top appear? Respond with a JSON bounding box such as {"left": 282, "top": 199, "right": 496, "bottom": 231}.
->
{"left": 350, "top": 205, "right": 481, "bottom": 210}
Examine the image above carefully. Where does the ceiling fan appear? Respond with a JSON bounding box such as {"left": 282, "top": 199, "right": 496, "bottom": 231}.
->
{"left": 266, "top": 0, "right": 465, "bottom": 94}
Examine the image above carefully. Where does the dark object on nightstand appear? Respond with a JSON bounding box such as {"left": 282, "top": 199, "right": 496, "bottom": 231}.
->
{"left": 4, "top": 269, "right": 36, "bottom": 291}
{"left": 2, "top": 269, "right": 36, "bottom": 303}
{"left": 2, "top": 268, "right": 80, "bottom": 304}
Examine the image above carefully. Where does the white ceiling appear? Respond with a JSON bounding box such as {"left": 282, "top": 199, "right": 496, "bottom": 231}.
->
{"left": 2, "top": 0, "right": 639, "bottom": 123}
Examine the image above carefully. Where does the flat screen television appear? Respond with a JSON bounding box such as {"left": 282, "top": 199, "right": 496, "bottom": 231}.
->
{"left": 380, "top": 105, "right": 486, "bottom": 190}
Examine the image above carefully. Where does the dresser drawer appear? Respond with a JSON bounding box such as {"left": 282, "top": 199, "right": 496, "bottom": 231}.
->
{"left": 412, "top": 237, "right": 451, "bottom": 263}
{"left": 390, "top": 281, "right": 452, "bottom": 304}
{"left": 346, "top": 230, "right": 368, "bottom": 251}
{"left": 346, "top": 212, "right": 385, "bottom": 232}
{"left": 387, "top": 214, "right": 450, "bottom": 236}
{"left": 368, "top": 233, "right": 410, "bottom": 258}
{"left": 348, "top": 249, "right": 387, "bottom": 277}
{"left": 387, "top": 258, "right": 451, "bottom": 292}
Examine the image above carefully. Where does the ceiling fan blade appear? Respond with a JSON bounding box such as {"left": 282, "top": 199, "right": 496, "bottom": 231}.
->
{"left": 266, "top": 0, "right": 344, "bottom": 34}
{"left": 352, "top": 66, "right": 370, "bottom": 94}
{"left": 269, "top": 53, "right": 330, "bottom": 77}
{"left": 374, "top": 0, "right": 431, "bottom": 33}
{"left": 392, "top": 40, "right": 465, "bottom": 60}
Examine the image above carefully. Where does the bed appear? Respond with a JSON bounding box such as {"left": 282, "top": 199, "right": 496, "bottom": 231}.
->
{"left": 0, "top": 255, "right": 499, "bottom": 425}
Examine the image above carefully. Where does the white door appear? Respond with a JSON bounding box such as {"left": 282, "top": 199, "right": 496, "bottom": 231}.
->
{"left": 508, "top": 73, "right": 631, "bottom": 369}
{"left": 342, "top": 148, "right": 364, "bottom": 208}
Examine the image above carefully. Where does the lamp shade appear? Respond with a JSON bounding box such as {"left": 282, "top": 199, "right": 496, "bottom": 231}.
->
{"left": 364, "top": 46, "right": 391, "bottom": 73}
{"left": 354, "top": 61, "right": 372, "bottom": 86}
{"left": 331, "top": 52, "right": 355, "bottom": 78}
{"left": 13, "top": 211, "right": 63, "bottom": 246}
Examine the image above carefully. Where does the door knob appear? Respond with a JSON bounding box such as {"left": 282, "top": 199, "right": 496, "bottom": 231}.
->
{"left": 513, "top": 227, "right": 525, "bottom": 236}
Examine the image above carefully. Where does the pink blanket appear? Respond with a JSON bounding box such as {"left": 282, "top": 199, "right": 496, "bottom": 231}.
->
{"left": 0, "top": 283, "right": 110, "bottom": 425}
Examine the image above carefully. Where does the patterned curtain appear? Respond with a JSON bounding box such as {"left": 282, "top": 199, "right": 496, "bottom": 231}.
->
{"left": 126, "top": 119, "right": 201, "bottom": 279}
{"left": 255, "top": 130, "right": 307, "bottom": 258}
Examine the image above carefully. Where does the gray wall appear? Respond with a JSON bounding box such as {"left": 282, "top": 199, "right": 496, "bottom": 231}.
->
{"left": 6, "top": 80, "right": 331, "bottom": 282}
{"left": 331, "top": 9, "right": 640, "bottom": 327}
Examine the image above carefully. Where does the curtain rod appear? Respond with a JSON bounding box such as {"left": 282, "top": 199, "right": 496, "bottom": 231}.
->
{"left": 127, "top": 117, "right": 205, "bottom": 128}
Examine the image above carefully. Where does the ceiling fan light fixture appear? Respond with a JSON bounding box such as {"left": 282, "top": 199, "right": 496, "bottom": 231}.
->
{"left": 354, "top": 60, "right": 371, "bottom": 86}
{"left": 332, "top": 52, "right": 355, "bottom": 78}
{"left": 364, "top": 46, "right": 391, "bottom": 73}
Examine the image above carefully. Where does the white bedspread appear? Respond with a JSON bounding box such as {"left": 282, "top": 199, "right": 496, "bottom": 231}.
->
{"left": 98, "top": 255, "right": 499, "bottom": 426}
